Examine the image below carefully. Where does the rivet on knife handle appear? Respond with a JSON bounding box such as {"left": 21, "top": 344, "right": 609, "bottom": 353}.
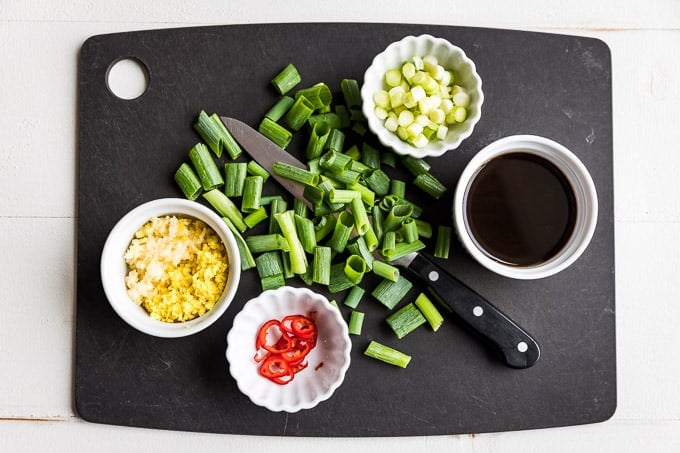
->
{"left": 403, "top": 253, "right": 540, "bottom": 368}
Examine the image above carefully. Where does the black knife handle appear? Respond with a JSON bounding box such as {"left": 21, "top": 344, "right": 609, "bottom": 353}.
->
{"left": 404, "top": 254, "right": 540, "bottom": 368}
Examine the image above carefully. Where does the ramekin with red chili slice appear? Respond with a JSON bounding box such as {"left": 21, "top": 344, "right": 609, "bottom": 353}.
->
{"left": 226, "top": 286, "right": 351, "bottom": 412}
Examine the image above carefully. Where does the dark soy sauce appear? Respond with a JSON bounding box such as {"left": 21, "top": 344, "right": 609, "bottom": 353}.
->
{"left": 465, "top": 152, "right": 577, "bottom": 266}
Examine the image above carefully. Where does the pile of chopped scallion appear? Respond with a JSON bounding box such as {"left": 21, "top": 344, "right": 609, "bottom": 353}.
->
{"left": 174, "top": 64, "right": 452, "bottom": 369}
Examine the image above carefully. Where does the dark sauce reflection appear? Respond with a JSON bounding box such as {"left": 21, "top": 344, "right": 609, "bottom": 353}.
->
{"left": 465, "top": 152, "right": 577, "bottom": 267}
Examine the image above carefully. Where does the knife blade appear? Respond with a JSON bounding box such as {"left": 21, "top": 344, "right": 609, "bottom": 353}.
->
{"left": 220, "top": 116, "right": 540, "bottom": 368}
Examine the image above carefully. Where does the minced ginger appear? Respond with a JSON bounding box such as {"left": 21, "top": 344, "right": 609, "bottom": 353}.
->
{"left": 124, "top": 215, "right": 228, "bottom": 322}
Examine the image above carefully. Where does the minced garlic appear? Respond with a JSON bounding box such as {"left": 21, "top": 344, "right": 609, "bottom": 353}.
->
{"left": 124, "top": 215, "right": 228, "bottom": 323}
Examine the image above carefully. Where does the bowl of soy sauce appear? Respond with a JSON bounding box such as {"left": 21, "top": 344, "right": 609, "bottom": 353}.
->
{"left": 453, "top": 135, "right": 598, "bottom": 280}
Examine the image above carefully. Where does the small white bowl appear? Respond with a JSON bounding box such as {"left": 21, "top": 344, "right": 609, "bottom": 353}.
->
{"left": 100, "top": 198, "right": 241, "bottom": 337}
{"left": 453, "top": 135, "right": 598, "bottom": 279}
{"left": 361, "top": 34, "right": 484, "bottom": 158}
{"left": 226, "top": 286, "right": 351, "bottom": 413}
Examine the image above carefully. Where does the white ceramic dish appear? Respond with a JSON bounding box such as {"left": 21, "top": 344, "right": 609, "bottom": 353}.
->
{"left": 100, "top": 198, "right": 241, "bottom": 337}
{"left": 226, "top": 286, "right": 351, "bottom": 413}
{"left": 453, "top": 135, "right": 598, "bottom": 279}
{"left": 361, "top": 34, "right": 484, "bottom": 158}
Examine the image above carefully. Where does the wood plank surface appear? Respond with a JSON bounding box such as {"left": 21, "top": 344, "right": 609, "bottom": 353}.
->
{"left": 1, "top": 0, "right": 679, "bottom": 450}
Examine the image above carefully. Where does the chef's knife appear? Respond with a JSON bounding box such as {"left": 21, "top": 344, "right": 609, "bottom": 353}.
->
{"left": 221, "top": 116, "right": 540, "bottom": 369}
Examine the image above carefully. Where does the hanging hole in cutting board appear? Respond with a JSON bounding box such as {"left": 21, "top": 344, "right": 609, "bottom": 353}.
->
{"left": 106, "top": 57, "right": 149, "bottom": 100}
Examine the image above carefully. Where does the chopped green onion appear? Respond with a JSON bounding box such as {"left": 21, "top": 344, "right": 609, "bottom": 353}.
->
{"left": 224, "top": 162, "right": 247, "bottom": 197}
{"left": 189, "top": 142, "right": 224, "bottom": 190}
{"left": 264, "top": 95, "right": 295, "bottom": 121}
{"left": 299, "top": 261, "right": 314, "bottom": 286}
{"left": 294, "top": 214, "right": 317, "bottom": 254}
{"left": 364, "top": 340, "right": 411, "bottom": 368}
{"left": 328, "top": 169, "right": 361, "bottom": 185}
{"left": 293, "top": 197, "right": 309, "bottom": 218}
{"left": 344, "top": 144, "right": 360, "bottom": 160}
{"left": 372, "top": 205, "right": 384, "bottom": 241}
{"left": 401, "top": 217, "right": 419, "bottom": 243}
{"left": 247, "top": 160, "right": 270, "bottom": 181}
{"left": 414, "top": 218, "right": 433, "bottom": 238}
{"left": 312, "top": 246, "right": 332, "bottom": 285}
{"left": 303, "top": 184, "right": 325, "bottom": 208}
{"left": 334, "top": 104, "right": 351, "bottom": 128}
{"left": 389, "top": 179, "right": 406, "bottom": 198}
{"left": 243, "top": 206, "right": 268, "bottom": 228}
{"left": 350, "top": 159, "right": 370, "bottom": 173}
{"left": 434, "top": 225, "right": 452, "bottom": 259}
{"left": 316, "top": 179, "right": 344, "bottom": 212}
{"left": 281, "top": 251, "right": 294, "bottom": 279}
{"left": 344, "top": 255, "right": 367, "bottom": 285}
{"left": 384, "top": 240, "right": 426, "bottom": 262}
{"left": 328, "top": 189, "right": 359, "bottom": 204}
{"left": 352, "top": 122, "right": 367, "bottom": 135}
{"left": 274, "top": 210, "right": 307, "bottom": 275}
{"left": 372, "top": 275, "right": 413, "bottom": 310}
{"left": 295, "top": 83, "right": 332, "bottom": 110}
{"left": 361, "top": 143, "right": 381, "bottom": 169}
{"left": 347, "top": 182, "right": 375, "bottom": 207}
{"left": 268, "top": 197, "right": 287, "bottom": 234}
{"left": 241, "top": 175, "right": 263, "bottom": 213}
{"left": 255, "top": 252, "right": 286, "bottom": 291}
{"left": 260, "top": 195, "right": 285, "bottom": 206}
{"left": 272, "top": 161, "right": 319, "bottom": 186}
{"left": 413, "top": 172, "right": 447, "bottom": 199}
{"left": 328, "top": 262, "right": 355, "bottom": 293}
{"left": 271, "top": 63, "right": 301, "bottom": 95}
{"left": 364, "top": 169, "right": 391, "bottom": 196}
{"left": 328, "top": 210, "right": 354, "bottom": 253}
{"left": 245, "top": 234, "right": 290, "bottom": 253}
{"left": 414, "top": 293, "right": 444, "bottom": 331}
{"left": 363, "top": 227, "right": 380, "bottom": 252}
{"left": 348, "top": 311, "right": 365, "bottom": 335}
{"left": 193, "top": 111, "right": 243, "bottom": 159}
{"left": 372, "top": 260, "right": 400, "bottom": 282}
{"left": 386, "top": 302, "right": 427, "bottom": 339}
{"left": 382, "top": 230, "right": 396, "bottom": 257}
{"left": 308, "top": 112, "right": 342, "bottom": 130}
{"left": 325, "top": 128, "right": 345, "bottom": 153}
{"left": 259, "top": 117, "right": 293, "bottom": 149}
{"left": 284, "top": 95, "right": 315, "bottom": 131}
{"left": 350, "top": 195, "right": 371, "bottom": 236}
{"left": 340, "top": 79, "right": 362, "bottom": 107}
{"left": 202, "top": 189, "right": 246, "bottom": 232}
{"left": 306, "top": 121, "right": 331, "bottom": 160}
{"left": 381, "top": 151, "right": 397, "bottom": 168}
{"left": 346, "top": 237, "right": 374, "bottom": 270}
{"left": 174, "top": 162, "right": 203, "bottom": 200}
{"left": 383, "top": 204, "right": 413, "bottom": 232}
{"left": 314, "top": 215, "right": 336, "bottom": 242}
{"left": 343, "top": 285, "right": 365, "bottom": 309}
{"left": 222, "top": 217, "right": 255, "bottom": 270}
{"left": 401, "top": 155, "right": 431, "bottom": 176}
{"left": 319, "top": 150, "right": 352, "bottom": 174}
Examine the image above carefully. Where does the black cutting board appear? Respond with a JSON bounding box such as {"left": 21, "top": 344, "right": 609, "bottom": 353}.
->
{"left": 76, "top": 23, "right": 616, "bottom": 436}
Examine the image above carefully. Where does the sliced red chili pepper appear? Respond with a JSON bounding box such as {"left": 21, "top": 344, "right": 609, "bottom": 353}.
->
{"left": 280, "top": 337, "right": 312, "bottom": 364}
{"left": 256, "top": 320, "right": 293, "bottom": 354}
{"left": 281, "top": 315, "right": 317, "bottom": 339}
{"left": 256, "top": 314, "right": 318, "bottom": 385}
{"left": 271, "top": 368, "right": 295, "bottom": 385}
{"left": 290, "top": 361, "right": 308, "bottom": 374}
{"left": 259, "top": 355, "right": 291, "bottom": 379}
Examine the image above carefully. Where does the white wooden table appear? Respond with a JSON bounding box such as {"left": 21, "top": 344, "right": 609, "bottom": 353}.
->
{"left": 2, "top": 1, "right": 679, "bottom": 451}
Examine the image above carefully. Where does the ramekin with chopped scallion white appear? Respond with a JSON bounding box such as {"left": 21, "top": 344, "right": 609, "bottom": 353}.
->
{"left": 361, "top": 34, "right": 483, "bottom": 158}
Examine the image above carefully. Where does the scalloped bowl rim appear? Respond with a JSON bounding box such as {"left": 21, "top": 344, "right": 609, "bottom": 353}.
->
{"left": 100, "top": 198, "right": 241, "bottom": 338}
{"left": 361, "top": 34, "right": 484, "bottom": 158}
{"left": 226, "top": 286, "right": 351, "bottom": 413}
